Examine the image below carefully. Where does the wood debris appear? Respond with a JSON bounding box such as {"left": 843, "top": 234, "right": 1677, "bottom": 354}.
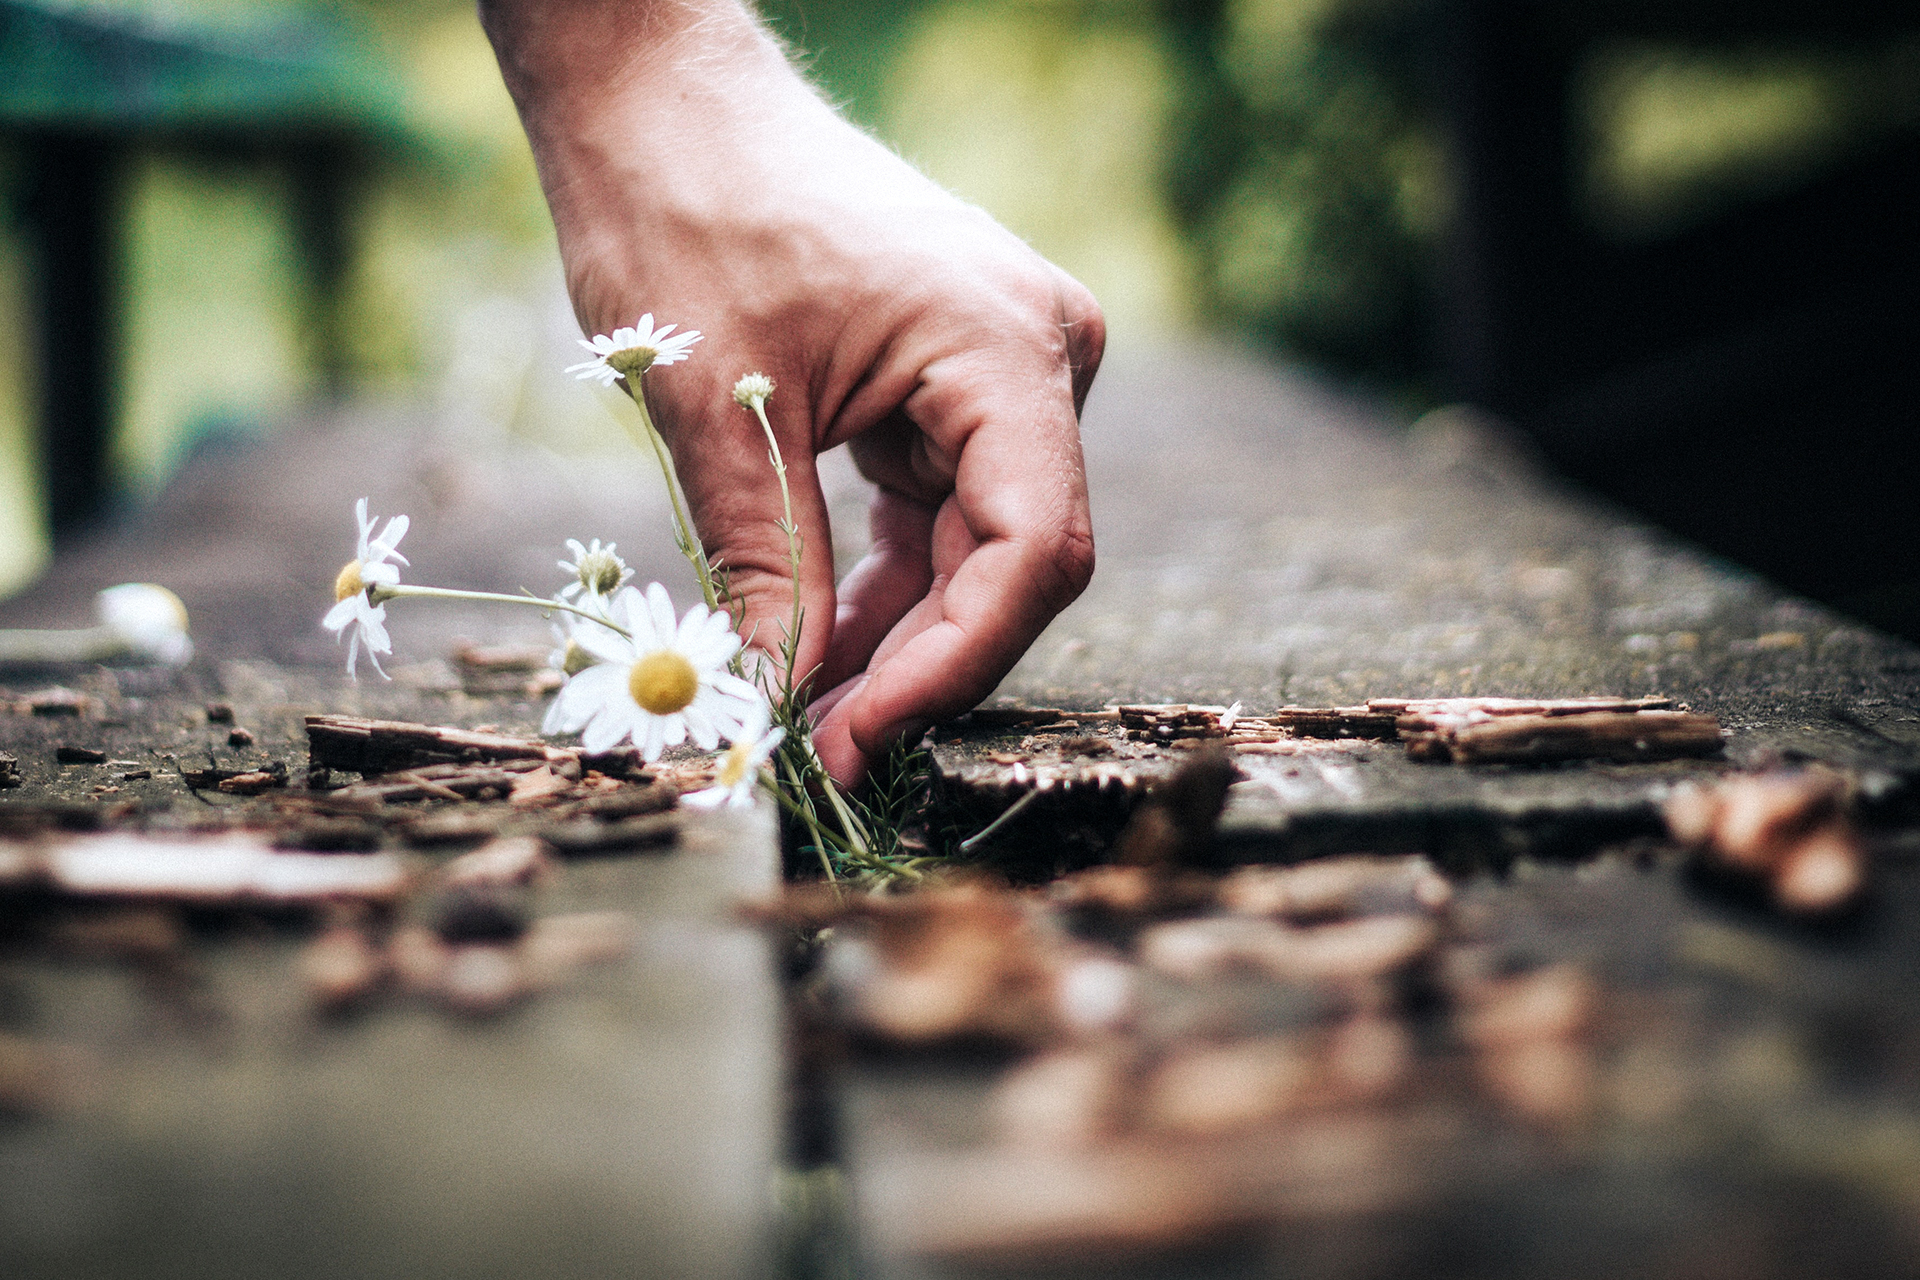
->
{"left": 1111, "top": 746, "right": 1238, "bottom": 867}
{"left": 1379, "top": 695, "right": 1674, "bottom": 725}
{"left": 305, "top": 713, "right": 573, "bottom": 776}
{"left": 33, "top": 832, "right": 415, "bottom": 904}
{"left": 963, "top": 697, "right": 1715, "bottom": 770}
{"left": 218, "top": 766, "right": 289, "bottom": 795}
{"left": 441, "top": 836, "right": 554, "bottom": 888}
{"left": 451, "top": 641, "right": 565, "bottom": 696}
{"left": 302, "top": 922, "right": 390, "bottom": 1011}
{"left": 1219, "top": 855, "right": 1452, "bottom": 921}
{"left": 9, "top": 686, "right": 92, "bottom": 716}
{"left": 1665, "top": 769, "right": 1866, "bottom": 914}
{"left": 541, "top": 813, "right": 680, "bottom": 856}
{"left": 1401, "top": 710, "right": 1722, "bottom": 764}
{"left": 377, "top": 909, "right": 635, "bottom": 1017}
{"left": 327, "top": 757, "right": 558, "bottom": 805}
{"left": 1447, "top": 961, "right": 1598, "bottom": 1127}
{"left": 0, "top": 751, "right": 18, "bottom": 789}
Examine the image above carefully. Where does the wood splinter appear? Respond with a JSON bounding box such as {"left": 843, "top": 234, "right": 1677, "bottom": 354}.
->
{"left": 1403, "top": 710, "right": 1723, "bottom": 764}
{"left": 305, "top": 713, "right": 577, "bottom": 777}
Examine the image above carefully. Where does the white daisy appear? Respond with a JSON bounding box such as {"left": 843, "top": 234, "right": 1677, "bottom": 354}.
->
{"left": 682, "top": 713, "right": 785, "bottom": 810}
{"left": 557, "top": 537, "right": 631, "bottom": 605}
{"left": 732, "top": 372, "right": 775, "bottom": 407}
{"left": 322, "top": 497, "right": 410, "bottom": 678}
{"left": 566, "top": 314, "right": 703, "bottom": 386}
{"left": 542, "top": 582, "right": 763, "bottom": 759}
{"left": 547, "top": 606, "right": 615, "bottom": 677}
{"left": 96, "top": 583, "right": 193, "bottom": 665}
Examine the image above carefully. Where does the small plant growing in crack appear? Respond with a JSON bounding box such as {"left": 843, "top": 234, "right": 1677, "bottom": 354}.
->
{"left": 318, "top": 313, "right": 943, "bottom": 885}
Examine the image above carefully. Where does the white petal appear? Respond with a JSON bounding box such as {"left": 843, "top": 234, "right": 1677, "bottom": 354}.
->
{"left": 645, "top": 583, "right": 677, "bottom": 643}
{"left": 361, "top": 562, "right": 400, "bottom": 586}
{"left": 711, "top": 671, "right": 762, "bottom": 703}
{"left": 579, "top": 710, "right": 625, "bottom": 755}
{"left": 676, "top": 601, "right": 710, "bottom": 647}
{"left": 682, "top": 702, "right": 719, "bottom": 750}
{"left": 660, "top": 712, "right": 688, "bottom": 749}
{"left": 639, "top": 715, "right": 667, "bottom": 762}
{"left": 681, "top": 785, "right": 729, "bottom": 810}
{"left": 375, "top": 514, "right": 409, "bottom": 553}
{"left": 575, "top": 624, "right": 632, "bottom": 667}
{"left": 358, "top": 609, "right": 391, "bottom": 654}
{"left": 548, "top": 665, "right": 619, "bottom": 733}
{"left": 686, "top": 629, "right": 741, "bottom": 668}
{"left": 322, "top": 597, "right": 358, "bottom": 632}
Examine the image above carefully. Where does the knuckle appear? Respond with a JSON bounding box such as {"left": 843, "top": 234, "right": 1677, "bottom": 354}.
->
{"left": 1032, "top": 519, "right": 1096, "bottom": 613}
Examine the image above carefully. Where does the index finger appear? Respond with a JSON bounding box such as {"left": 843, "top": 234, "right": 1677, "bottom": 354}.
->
{"left": 812, "top": 336, "right": 1095, "bottom": 779}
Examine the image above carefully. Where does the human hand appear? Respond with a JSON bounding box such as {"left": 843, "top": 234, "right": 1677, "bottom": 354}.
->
{"left": 484, "top": 0, "right": 1103, "bottom": 784}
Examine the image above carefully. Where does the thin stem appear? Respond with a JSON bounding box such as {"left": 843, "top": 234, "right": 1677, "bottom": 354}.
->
{"left": 958, "top": 787, "right": 1042, "bottom": 855}
{"left": 377, "top": 584, "right": 630, "bottom": 638}
{"left": 775, "top": 750, "right": 838, "bottom": 881}
{"left": 805, "top": 734, "right": 874, "bottom": 860}
{"left": 748, "top": 395, "right": 805, "bottom": 692}
{"left": 625, "top": 379, "right": 719, "bottom": 612}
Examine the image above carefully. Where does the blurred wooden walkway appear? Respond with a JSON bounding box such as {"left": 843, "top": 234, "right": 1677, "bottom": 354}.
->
{"left": 7, "top": 345, "right": 1920, "bottom": 1277}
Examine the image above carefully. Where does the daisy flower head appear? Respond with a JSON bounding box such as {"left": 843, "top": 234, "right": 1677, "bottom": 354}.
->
{"left": 732, "top": 372, "right": 775, "bottom": 408}
{"left": 541, "top": 582, "right": 764, "bottom": 759}
{"left": 547, "top": 606, "right": 615, "bottom": 677}
{"left": 566, "top": 314, "right": 703, "bottom": 386}
{"left": 323, "top": 497, "right": 410, "bottom": 678}
{"left": 96, "top": 583, "right": 193, "bottom": 665}
{"left": 557, "top": 538, "right": 631, "bottom": 605}
{"left": 682, "top": 711, "right": 785, "bottom": 810}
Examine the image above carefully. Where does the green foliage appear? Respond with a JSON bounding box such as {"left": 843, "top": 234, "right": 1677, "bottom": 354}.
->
{"left": 1165, "top": 0, "right": 1439, "bottom": 389}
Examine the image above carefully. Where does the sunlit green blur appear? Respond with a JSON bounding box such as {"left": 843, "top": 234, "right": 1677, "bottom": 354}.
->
{"left": 2, "top": 0, "right": 1909, "bottom": 596}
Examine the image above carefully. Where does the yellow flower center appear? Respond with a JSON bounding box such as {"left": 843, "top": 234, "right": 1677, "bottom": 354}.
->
{"left": 716, "top": 739, "right": 754, "bottom": 788}
{"left": 334, "top": 560, "right": 365, "bottom": 602}
{"left": 628, "top": 650, "right": 699, "bottom": 715}
{"left": 606, "top": 346, "right": 657, "bottom": 381}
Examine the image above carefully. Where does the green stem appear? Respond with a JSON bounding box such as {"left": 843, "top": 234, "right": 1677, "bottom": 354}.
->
{"left": 803, "top": 733, "right": 873, "bottom": 861}
{"left": 775, "top": 750, "right": 838, "bottom": 881}
{"left": 625, "top": 379, "right": 719, "bottom": 612}
{"left": 375, "top": 584, "right": 630, "bottom": 638}
{"left": 957, "top": 786, "right": 1041, "bottom": 854}
{"left": 748, "top": 396, "right": 805, "bottom": 695}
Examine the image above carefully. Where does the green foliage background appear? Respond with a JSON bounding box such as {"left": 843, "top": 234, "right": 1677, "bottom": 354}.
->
{"left": 4, "top": 0, "right": 1905, "bottom": 594}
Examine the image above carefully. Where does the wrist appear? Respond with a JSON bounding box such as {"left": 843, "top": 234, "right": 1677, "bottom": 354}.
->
{"left": 481, "top": 0, "right": 791, "bottom": 130}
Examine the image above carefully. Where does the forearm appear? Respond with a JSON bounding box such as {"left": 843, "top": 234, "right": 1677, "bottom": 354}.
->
{"left": 478, "top": 0, "right": 776, "bottom": 103}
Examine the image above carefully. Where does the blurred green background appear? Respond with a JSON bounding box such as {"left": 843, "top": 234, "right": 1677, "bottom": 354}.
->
{"left": 3, "top": 0, "right": 1910, "bottom": 597}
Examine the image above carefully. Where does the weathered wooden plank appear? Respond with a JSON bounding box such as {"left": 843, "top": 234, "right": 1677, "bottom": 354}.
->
{"left": 837, "top": 349, "right": 1920, "bottom": 1276}
{"left": 0, "top": 803, "right": 781, "bottom": 1280}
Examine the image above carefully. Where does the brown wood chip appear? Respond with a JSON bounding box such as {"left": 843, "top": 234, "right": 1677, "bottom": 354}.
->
{"left": 305, "top": 713, "right": 570, "bottom": 775}
{"left": 1405, "top": 710, "right": 1722, "bottom": 764}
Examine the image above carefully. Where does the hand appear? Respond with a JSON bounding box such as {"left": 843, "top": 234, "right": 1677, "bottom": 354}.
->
{"left": 484, "top": 0, "right": 1103, "bottom": 783}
